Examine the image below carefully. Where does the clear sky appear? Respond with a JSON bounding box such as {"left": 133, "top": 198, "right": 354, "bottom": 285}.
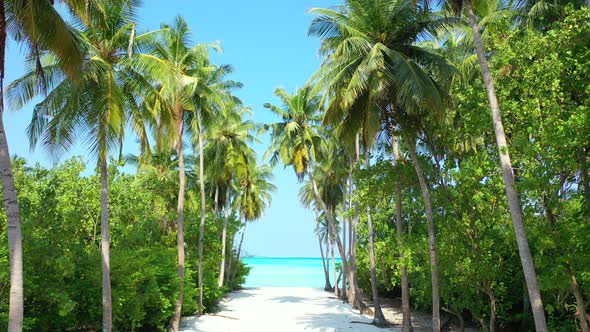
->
{"left": 3, "top": 0, "right": 339, "bottom": 258}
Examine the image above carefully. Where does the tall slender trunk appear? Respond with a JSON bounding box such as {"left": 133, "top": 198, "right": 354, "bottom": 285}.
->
{"left": 218, "top": 185, "right": 230, "bottom": 287}
{"left": 225, "top": 231, "right": 236, "bottom": 287}
{"left": 330, "top": 233, "right": 338, "bottom": 297}
{"left": 341, "top": 200, "right": 347, "bottom": 300}
{"left": 324, "top": 236, "right": 331, "bottom": 287}
{"left": 197, "top": 113, "right": 206, "bottom": 315}
{"left": 99, "top": 157, "right": 112, "bottom": 332}
{"left": 318, "top": 233, "right": 332, "bottom": 291}
{"left": 465, "top": 2, "right": 547, "bottom": 330}
{"left": 348, "top": 135, "right": 364, "bottom": 310}
{"left": 349, "top": 202, "right": 362, "bottom": 308}
{"left": 392, "top": 135, "right": 413, "bottom": 332}
{"left": 214, "top": 184, "right": 219, "bottom": 215}
{"left": 232, "top": 220, "right": 247, "bottom": 282}
{"left": 307, "top": 165, "right": 366, "bottom": 312}
{"left": 403, "top": 132, "right": 440, "bottom": 332}
{"left": 347, "top": 165, "right": 354, "bottom": 300}
{"left": 1, "top": 5, "right": 24, "bottom": 330}
{"left": 170, "top": 108, "right": 186, "bottom": 332}
{"left": 365, "top": 154, "right": 386, "bottom": 326}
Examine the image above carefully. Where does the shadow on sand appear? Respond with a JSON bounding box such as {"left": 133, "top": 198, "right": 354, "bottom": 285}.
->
{"left": 296, "top": 312, "right": 391, "bottom": 331}
{"left": 269, "top": 295, "right": 308, "bottom": 303}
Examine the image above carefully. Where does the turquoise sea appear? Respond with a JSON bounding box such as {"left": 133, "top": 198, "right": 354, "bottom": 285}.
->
{"left": 242, "top": 257, "right": 341, "bottom": 288}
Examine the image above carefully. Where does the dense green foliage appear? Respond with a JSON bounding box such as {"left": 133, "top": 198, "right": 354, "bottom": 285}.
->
{"left": 341, "top": 8, "right": 590, "bottom": 331}
{"left": 0, "top": 157, "right": 249, "bottom": 330}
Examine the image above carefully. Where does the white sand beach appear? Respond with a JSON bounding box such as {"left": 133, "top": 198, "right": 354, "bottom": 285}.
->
{"left": 180, "top": 287, "right": 398, "bottom": 332}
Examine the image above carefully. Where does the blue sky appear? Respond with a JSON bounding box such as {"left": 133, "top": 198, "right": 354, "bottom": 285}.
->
{"left": 3, "top": 0, "right": 339, "bottom": 257}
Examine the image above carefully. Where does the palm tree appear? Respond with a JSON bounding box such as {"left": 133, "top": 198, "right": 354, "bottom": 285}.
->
{"left": 203, "top": 105, "right": 256, "bottom": 287}
{"left": 362, "top": 150, "right": 388, "bottom": 326}
{"left": 231, "top": 161, "right": 276, "bottom": 282}
{"left": 0, "top": 1, "right": 85, "bottom": 329}
{"left": 443, "top": 0, "right": 549, "bottom": 329}
{"left": 300, "top": 176, "right": 344, "bottom": 293}
{"left": 188, "top": 60, "right": 242, "bottom": 313}
{"left": 6, "top": 2, "right": 160, "bottom": 330}
{"left": 308, "top": 0, "right": 450, "bottom": 329}
{"left": 263, "top": 87, "right": 367, "bottom": 311}
{"left": 313, "top": 211, "right": 332, "bottom": 291}
{"left": 309, "top": 0, "right": 450, "bottom": 331}
{"left": 139, "top": 15, "right": 220, "bottom": 324}
{"left": 391, "top": 135, "right": 413, "bottom": 332}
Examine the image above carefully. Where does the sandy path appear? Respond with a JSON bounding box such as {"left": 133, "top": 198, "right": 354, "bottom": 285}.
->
{"left": 180, "top": 287, "right": 398, "bottom": 331}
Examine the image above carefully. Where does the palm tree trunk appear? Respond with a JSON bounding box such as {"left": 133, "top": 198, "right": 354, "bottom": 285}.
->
{"left": 232, "top": 220, "right": 247, "bottom": 282}
{"left": 217, "top": 185, "right": 230, "bottom": 287}
{"left": 341, "top": 198, "right": 347, "bottom": 300}
{"left": 330, "top": 234, "right": 339, "bottom": 297}
{"left": 350, "top": 198, "right": 363, "bottom": 309}
{"left": 306, "top": 165, "right": 366, "bottom": 312}
{"left": 347, "top": 166, "right": 354, "bottom": 300}
{"left": 317, "top": 211, "right": 331, "bottom": 291}
{"left": 402, "top": 132, "right": 440, "bottom": 332}
{"left": 365, "top": 155, "right": 386, "bottom": 326}
{"left": 214, "top": 184, "right": 219, "bottom": 214}
{"left": 225, "top": 231, "right": 236, "bottom": 287}
{"left": 218, "top": 186, "right": 230, "bottom": 287}
{"left": 392, "top": 135, "right": 413, "bottom": 332}
{"left": 99, "top": 156, "right": 112, "bottom": 332}
{"left": 1, "top": 6, "right": 24, "bottom": 330}
{"left": 170, "top": 109, "right": 186, "bottom": 332}
{"left": 318, "top": 234, "right": 332, "bottom": 291}
{"left": 347, "top": 134, "right": 363, "bottom": 310}
{"left": 465, "top": 2, "right": 547, "bottom": 330}
{"left": 197, "top": 113, "right": 206, "bottom": 315}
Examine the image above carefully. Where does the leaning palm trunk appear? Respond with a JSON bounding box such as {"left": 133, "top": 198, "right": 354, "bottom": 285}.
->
{"left": 365, "top": 155, "right": 387, "bottom": 326}
{"left": 231, "top": 220, "right": 247, "bottom": 282}
{"left": 218, "top": 186, "right": 230, "bottom": 287}
{"left": 403, "top": 132, "right": 440, "bottom": 332}
{"left": 170, "top": 110, "right": 186, "bottom": 332}
{"left": 465, "top": 1, "right": 547, "bottom": 330}
{"left": 392, "top": 136, "right": 413, "bottom": 332}
{"left": 100, "top": 156, "right": 112, "bottom": 332}
{"left": 318, "top": 233, "right": 332, "bottom": 291}
{"left": 306, "top": 165, "right": 366, "bottom": 312}
{"left": 1, "top": 7, "right": 24, "bottom": 329}
{"left": 197, "top": 113, "right": 207, "bottom": 315}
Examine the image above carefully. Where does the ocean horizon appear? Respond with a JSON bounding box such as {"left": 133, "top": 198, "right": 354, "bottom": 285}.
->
{"left": 242, "top": 257, "right": 342, "bottom": 288}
